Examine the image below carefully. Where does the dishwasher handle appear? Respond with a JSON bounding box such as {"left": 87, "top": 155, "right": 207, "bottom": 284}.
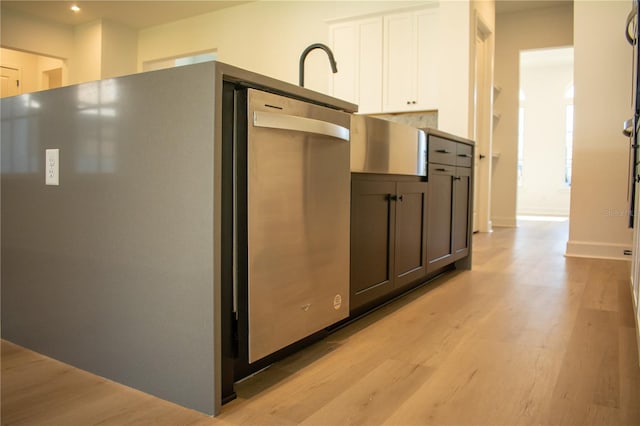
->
{"left": 253, "top": 110, "right": 350, "bottom": 141}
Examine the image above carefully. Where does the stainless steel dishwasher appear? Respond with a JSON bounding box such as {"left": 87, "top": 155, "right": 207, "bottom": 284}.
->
{"left": 244, "top": 88, "right": 351, "bottom": 363}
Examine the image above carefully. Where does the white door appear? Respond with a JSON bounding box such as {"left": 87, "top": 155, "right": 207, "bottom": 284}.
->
{"left": 1, "top": 66, "right": 20, "bottom": 98}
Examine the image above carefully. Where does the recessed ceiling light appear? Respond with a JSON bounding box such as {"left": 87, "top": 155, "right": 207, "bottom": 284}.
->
{"left": 70, "top": 5, "right": 80, "bottom": 12}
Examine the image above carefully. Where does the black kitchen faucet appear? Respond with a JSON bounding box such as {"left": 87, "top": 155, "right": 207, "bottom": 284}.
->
{"left": 299, "top": 43, "right": 338, "bottom": 87}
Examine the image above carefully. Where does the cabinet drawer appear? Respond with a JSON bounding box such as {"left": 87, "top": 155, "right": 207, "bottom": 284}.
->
{"left": 456, "top": 143, "right": 473, "bottom": 167}
{"left": 428, "top": 136, "right": 457, "bottom": 166}
{"left": 428, "top": 163, "right": 455, "bottom": 176}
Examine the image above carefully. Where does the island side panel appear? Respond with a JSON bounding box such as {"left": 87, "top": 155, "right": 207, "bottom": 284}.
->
{"left": 1, "top": 63, "right": 217, "bottom": 414}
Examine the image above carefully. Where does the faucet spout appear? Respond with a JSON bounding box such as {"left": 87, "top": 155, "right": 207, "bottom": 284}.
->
{"left": 299, "top": 43, "right": 338, "bottom": 87}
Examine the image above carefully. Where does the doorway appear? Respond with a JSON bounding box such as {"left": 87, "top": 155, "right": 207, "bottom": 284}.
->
{"left": 0, "top": 48, "right": 65, "bottom": 97}
{"left": 1, "top": 66, "right": 20, "bottom": 97}
{"left": 516, "top": 47, "right": 574, "bottom": 219}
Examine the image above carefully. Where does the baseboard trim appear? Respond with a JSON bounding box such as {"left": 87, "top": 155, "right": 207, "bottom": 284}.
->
{"left": 565, "top": 240, "right": 632, "bottom": 261}
{"left": 518, "top": 207, "right": 570, "bottom": 216}
{"left": 491, "top": 216, "right": 517, "bottom": 227}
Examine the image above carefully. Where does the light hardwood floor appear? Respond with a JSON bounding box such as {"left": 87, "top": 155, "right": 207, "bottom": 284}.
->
{"left": 2, "top": 219, "right": 640, "bottom": 425}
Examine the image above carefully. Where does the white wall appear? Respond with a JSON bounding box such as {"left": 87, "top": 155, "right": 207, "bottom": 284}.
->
{"left": 0, "top": 8, "right": 73, "bottom": 60}
{"left": 438, "top": 0, "right": 472, "bottom": 138}
{"left": 2, "top": 0, "right": 479, "bottom": 140}
{"left": 492, "top": 4, "right": 573, "bottom": 227}
{"left": 139, "top": 2, "right": 430, "bottom": 93}
{"left": 101, "top": 20, "right": 138, "bottom": 80}
{"left": 2, "top": 11, "right": 137, "bottom": 85}
{"left": 138, "top": 0, "right": 474, "bottom": 137}
{"left": 70, "top": 20, "right": 102, "bottom": 84}
{"left": 517, "top": 49, "right": 573, "bottom": 216}
{"left": 567, "top": 0, "right": 633, "bottom": 260}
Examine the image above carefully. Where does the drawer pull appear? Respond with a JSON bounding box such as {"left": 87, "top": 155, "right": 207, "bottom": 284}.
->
{"left": 458, "top": 154, "right": 472, "bottom": 158}
{"left": 435, "top": 168, "right": 448, "bottom": 172}
{"left": 435, "top": 149, "right": 451, "bottom": 154}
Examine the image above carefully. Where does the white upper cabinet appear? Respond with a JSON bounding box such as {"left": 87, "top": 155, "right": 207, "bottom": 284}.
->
{"left": 330, "top": 17, "right": 383, "bottom": 114}
{"left": 383, "top": 8, "right": 439, "bottom": 113}
{"left": 330, "top": 7, "right": 439, "bottom": 114}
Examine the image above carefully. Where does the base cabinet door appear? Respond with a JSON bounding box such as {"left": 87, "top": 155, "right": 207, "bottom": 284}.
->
{"left": 394, "top": 181, "right": 428, "bottom": 288}
{"left": 453, "top": 166, "right": 471, "bottom": 259}
{"left": 350, "top": 179, "right": 396, "bottom": 310}
{"left": 351, "top": 176, "right": 428, "bottom": 312}
{"left": 426, "top": 166, "right": 454, "bottom": 272}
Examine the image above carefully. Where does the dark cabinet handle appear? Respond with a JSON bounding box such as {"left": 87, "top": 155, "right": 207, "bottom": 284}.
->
{"left": 436, "top": 149, "right": 451, "bottom": 154}
{"left": 398, "top": 194, "right": 404, "bottom": 202}
{"left": 454, "top": 176, "right": 462, "bottom": 181}
{"left": 479, "top": 154, "right": 486, "bottom": 160}
{"left": 458, "top": 154, "right": 472, "bottom": 158}
{"left": 387, "top": 194, "right": 398, "bottom": 201}
{"left": 435, "top": 168, "right": 448, "bottom": 172}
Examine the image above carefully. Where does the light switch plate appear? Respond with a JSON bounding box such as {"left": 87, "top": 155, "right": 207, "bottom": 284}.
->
{"left": 45, "top": 149, "right": 59, "bottom": 186}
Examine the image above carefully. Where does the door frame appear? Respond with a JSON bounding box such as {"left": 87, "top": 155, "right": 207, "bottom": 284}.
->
{"left": 471, "top": 12, "right": 494, "bottom": 233}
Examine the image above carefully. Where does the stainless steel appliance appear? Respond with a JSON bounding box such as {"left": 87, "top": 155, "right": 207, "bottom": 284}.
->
{"left": 245, "top": 88, "right": 351, "bottom": 363}
{"left": 350, "top": 115, "right": 426, "bottom": 176}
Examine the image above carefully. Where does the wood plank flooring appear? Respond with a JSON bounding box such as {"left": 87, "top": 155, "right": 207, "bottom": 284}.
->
{"left": 3, "top": 219, "right": 640, "bottom": 425}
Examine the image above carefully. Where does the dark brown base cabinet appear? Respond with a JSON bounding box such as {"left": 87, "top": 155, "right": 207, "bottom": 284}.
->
{"left": 350, "top": 174, "right": 428, "bottom": 312}
{"left": 426, "top": 134, "right": 474, "bottom": 273}
{"left": 349, "top": 131, "right": 474, "bottom": 316}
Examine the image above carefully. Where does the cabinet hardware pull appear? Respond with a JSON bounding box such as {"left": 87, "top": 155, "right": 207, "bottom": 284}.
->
{"left": 454, "top": 176, "right": 462, "bottom": 181}
{"left": 387, "top": 194, "right": 399, "bottom": 201}
{"left": 398, "top": 194, "right": 404, "bottom": 202}
{"left": 406, "top": 101, "right": 411, "bottom": 105}
{"left": 436, "top": 149, "right": 451, "bottom": 154}
{"left": 435, "top": 168, "right": 447, "bottom": 172}
{"left": 458, "top": 154, "right": 472, "bottom": 158}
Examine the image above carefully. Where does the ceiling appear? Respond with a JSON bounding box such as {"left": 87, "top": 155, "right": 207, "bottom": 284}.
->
{"left": 1, "top": 1, "right": 253, "bottom": 29}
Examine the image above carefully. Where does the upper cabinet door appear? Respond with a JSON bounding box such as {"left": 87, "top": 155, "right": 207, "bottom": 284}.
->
{"left": 330, "top": 17, "right": 383, "bottom": 114}
{"left": 383, "top": 12, "right": 415, "bottom": 113}
{"left": 383, "top": 8, "right": 439, "bottom": 113}
{"left": 331, "top": 7, "right": 439, "bottom": 114}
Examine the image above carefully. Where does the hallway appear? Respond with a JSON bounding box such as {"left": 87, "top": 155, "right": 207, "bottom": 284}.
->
{"left": 2, "top": 220, "right": 639, "bottom": 425}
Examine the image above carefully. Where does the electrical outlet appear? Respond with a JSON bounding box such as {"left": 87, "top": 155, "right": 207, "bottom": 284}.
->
{"left": 45, "top": 149, "right": 59, "bottom": 186}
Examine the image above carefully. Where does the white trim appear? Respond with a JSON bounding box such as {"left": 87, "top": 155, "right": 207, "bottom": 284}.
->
{"left": 517, "top": 207, "right": 570, "bottom": 216}
{"left": 492, "top": 216, "right": 517, "bottom": 227}
{"left": 565, "top": 240, "right": 632, "bottom": 261}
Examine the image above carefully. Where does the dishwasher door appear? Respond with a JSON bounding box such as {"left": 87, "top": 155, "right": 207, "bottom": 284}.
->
{"left": 246, "top": 88, "right": 351, "bottom": 363}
